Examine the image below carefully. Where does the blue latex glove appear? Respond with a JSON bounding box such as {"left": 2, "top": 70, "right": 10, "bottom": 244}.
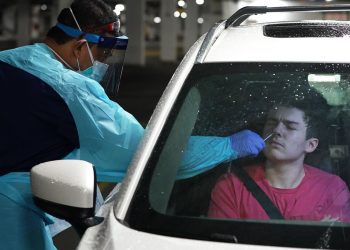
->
{"left": 229, "top": 129, "right": 265, "bottom": 158}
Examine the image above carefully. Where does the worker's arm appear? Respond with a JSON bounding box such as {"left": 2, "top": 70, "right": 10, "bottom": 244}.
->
{"left": 177, "top": 130, "right": 265, "bottom": 179}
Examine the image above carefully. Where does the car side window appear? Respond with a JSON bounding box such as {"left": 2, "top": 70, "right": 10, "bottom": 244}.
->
{"left": 149, "top": 87, "right": 201, "bottom": 214}
{"left": 129, "top": 63, "right": 350, "bottom": 249}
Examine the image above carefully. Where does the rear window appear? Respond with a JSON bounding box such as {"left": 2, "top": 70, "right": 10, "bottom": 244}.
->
{"left": 126, "top": 62, "right": 350, "bottom": 249}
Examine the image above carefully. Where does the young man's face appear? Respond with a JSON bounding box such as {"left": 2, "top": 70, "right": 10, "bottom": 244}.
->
{"left": 262, "top": 106, "right": 318, "bottom": 164}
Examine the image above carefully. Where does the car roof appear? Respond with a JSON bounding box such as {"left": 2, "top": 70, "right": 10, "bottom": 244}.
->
{"left": 204, "top": 20, "right": 350, "bottom": 63}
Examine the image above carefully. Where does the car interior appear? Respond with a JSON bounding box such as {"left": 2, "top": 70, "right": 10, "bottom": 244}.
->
{"left": 154, "top": 63, "right": 350, "bottom": 219}
{"left": 126, "top": 68, "right": 350, "bottom": 249}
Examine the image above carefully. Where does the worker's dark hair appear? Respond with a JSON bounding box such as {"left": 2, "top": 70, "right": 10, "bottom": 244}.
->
{"left": 47, "top": 0, "right": 118, "bottom": 44}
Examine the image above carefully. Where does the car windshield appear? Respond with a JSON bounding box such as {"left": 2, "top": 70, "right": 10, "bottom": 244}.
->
{"left": 127, "top": 62, "right": 350, "bottom": 249}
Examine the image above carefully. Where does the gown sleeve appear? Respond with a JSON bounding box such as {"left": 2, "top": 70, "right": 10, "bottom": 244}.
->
{"left": 177, "top": 136, "right": 237, "bottom": 179}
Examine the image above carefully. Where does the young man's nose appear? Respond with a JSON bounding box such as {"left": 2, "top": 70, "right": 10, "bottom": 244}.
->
{"left": 272, "top": 122, "right": 284, "bottom": 135}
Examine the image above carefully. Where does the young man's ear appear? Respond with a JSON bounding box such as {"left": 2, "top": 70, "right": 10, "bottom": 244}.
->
{"left": 305, "top": 138, "right": 319, "bottom": 153}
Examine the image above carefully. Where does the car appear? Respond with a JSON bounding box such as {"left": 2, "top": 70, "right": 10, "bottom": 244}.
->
{"left": 31, "top": 4, "right": 350, "bottom": 250}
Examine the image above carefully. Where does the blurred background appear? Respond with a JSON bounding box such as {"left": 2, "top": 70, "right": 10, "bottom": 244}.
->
{"left": 1, "top": 0, "right": 350, "bottom": 126}
{"left": 1, "top": 0, "right": 350, "bottom": 249}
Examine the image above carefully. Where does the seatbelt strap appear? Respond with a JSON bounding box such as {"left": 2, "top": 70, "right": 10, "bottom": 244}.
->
{"left": 231, "top": 165, "right": 284, "bottom": 220}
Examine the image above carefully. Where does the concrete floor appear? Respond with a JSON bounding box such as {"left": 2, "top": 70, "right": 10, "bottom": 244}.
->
{"left": 53, "top": 62, "right": 178, "bottom": 249}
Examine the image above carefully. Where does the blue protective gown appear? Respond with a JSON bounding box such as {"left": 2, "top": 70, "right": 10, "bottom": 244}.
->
{"left": 0, "top": 173, "right": 56, "bottom": 250}
{"left": 0, "top": 43, "right": 236, "bottom": 249}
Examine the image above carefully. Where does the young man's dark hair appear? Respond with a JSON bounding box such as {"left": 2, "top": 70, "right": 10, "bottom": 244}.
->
{"left": 270, "top": 84, "right": 330, "bottom": 140}
{"left": 47, "top": 0, "right": 118, "bottom": 44}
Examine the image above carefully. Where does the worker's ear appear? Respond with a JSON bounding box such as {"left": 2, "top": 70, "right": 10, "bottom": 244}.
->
{"left": 305, "top": 137, "right": 319, "bottom": 153}
{"left": 72, "top": 39, "right": 88, "bottom": 59}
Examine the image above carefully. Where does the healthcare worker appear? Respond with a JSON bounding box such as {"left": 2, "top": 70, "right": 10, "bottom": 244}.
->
{"left": 0, "top": 0, "right": 264, "bottom": 249}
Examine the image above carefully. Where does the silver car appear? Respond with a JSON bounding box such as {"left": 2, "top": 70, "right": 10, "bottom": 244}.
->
{"left": 32, "top": 4, "right": 350, "bottom": 249}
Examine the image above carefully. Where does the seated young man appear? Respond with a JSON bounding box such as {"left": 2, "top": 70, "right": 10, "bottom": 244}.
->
{"left": 208, "top": 96, "right": 350, "bottom": 222}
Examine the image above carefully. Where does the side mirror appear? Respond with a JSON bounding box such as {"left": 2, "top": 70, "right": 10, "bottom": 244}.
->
{"left": 31, "top": 160, "right": 103, "bottom": 236}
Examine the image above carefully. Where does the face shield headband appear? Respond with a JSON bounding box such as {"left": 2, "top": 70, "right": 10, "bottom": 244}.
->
{"left": 56, "top": 21, "right": 128, "bottom": 98}
{"left": 56, "top": 22, "right": 128, "bottom": 50}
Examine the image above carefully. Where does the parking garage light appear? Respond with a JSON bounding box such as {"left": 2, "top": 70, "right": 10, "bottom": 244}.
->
{"left": 114, "top": 4, "right": 125, "bottom": 16}
{"left": 154, "top": 17, "right": 161, "bottom": 24}
{"left": 40, "top": 4, "right": 48, "bottom": 11}
{"left": 178, "top": 0, "right": 186, "bottom": 7}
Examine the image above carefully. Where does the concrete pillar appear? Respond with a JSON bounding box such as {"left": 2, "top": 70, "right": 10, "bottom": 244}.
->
{"left": 222, "top": 1, "right": 239, "bottom": 20}
{"left": 198, "top": 1, "right": 220, "bottom": 37}
{"left": 160, "top": 0, "right": 177, "bottom": 62}
{"left": 2, "top": 6, "right": 16, "bottom": 37}
{"left": 16, "top": 0, "right": 30, "bottom": 46}
{"left": 125, "top": 0, "right": 145, "bottom": 65}
{"left": 183, "top": 0, "right": 198, "bottom": 52}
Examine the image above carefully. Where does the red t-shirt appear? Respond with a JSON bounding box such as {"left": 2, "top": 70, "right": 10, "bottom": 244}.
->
{"left": 208, "top": 164, "right": 350, "bottom": 222}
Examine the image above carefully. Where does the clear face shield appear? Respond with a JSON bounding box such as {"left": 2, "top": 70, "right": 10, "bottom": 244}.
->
{"left": 56, "top": 9, "right": 127, "bottom": 97}
{"left": 96, "top": 35, "right": 128, "bottom": 98}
